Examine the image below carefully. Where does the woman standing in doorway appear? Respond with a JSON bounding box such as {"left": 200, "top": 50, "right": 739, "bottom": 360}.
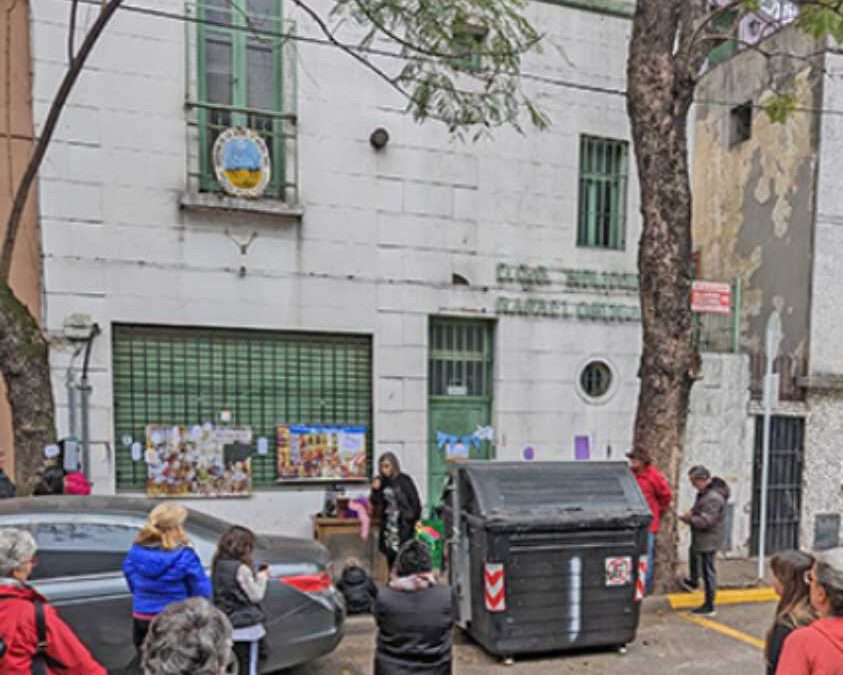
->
{"left": 370, "top": 452, "right": 422, "bottom": 571}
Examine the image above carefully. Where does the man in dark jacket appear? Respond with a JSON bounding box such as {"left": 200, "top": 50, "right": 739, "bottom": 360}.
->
{"left": 679, "top": 465, "right": 730, "bottom": 616}
{"left": 374, "top": 540, "right": 454, "bottom": 674}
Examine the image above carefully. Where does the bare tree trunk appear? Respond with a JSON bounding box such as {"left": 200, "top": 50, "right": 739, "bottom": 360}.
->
{"left": 0, "top": 279, "right": 54, "bottom": 492}
{"left": 627, "top": 0, "right": 700, "bottom": 593}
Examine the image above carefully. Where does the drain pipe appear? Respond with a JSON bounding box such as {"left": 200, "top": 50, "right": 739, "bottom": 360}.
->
{"left": 79, "top": 324, "right": 101, "bottom": 479}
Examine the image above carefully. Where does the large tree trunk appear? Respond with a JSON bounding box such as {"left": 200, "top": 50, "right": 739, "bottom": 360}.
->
{"left": 627, "top": 0, "right": 700, "bottom": 593}
{"left": 0, "top": 278, "right": 55, "bottom": 493}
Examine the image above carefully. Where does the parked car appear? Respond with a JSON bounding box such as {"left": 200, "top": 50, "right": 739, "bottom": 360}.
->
{"left": 0, "top": 496, "right": 344, "bottom": 673}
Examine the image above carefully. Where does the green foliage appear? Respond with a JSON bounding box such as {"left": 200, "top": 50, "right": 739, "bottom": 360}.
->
{"left": 762, "top": 92, "right": 797, "bottom": 123}
{"left": 797, "top": 0, "right": 843, "bottom": 43}
{"left": 329, "top": 0, "right": 548, "bottom": 136}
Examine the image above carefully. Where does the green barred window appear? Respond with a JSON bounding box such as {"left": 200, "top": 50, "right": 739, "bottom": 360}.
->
{"left": 428, "top": 319, "right": 494, "bottom": 397}
{"left": 112, "top": 325, "right": 373, "bottom": 490}
{"left": 577, "top": 135, "right": 628, "bottom": 250}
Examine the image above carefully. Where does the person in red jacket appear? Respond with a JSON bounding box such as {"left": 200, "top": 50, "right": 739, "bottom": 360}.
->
{"left": 776, "top": 547, "right": 843, "bottom": 674}
{"left": 0, "top": 528, "right": 106, "bottom": 674}
{"left": 628, "top": 449, "right": 673, "bottom": 594}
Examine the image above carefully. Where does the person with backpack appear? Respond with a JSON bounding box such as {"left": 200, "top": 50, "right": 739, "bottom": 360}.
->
{"left": 211, "top": 526, "right": 269, "bottom": 675}
{"left": 0, "top": 528, "right": 106, "bottom": 673}
{"left": 337, "top": 557, "right": 378, "bottom": 614}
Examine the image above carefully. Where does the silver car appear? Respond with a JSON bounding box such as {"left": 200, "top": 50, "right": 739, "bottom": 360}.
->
{"left": 0, "top": 496, "right": 344, "bottom": 673}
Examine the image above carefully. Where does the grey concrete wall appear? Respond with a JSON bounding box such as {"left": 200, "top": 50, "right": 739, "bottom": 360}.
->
{"left": 680, "top": 353, "right": 753, "bottom": 558}
{"left": 802, "top": 392, "right": 843, "bottom": 550}
{"left": 809, "top": 52, "right": 843, "bottom": 378}
{"left": 692, "top": 26, "right": 822, "bottom": 381}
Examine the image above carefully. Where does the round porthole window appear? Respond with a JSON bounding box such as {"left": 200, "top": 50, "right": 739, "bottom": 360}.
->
{"left": 580, "top": 361, "right": 613, "bottom": 400}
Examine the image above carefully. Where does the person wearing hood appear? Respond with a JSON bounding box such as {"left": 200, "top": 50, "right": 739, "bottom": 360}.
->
{"left": 776, "top": 547, "right": 843, "bottom": 674}
{"left": 337, "top": 557, "right": 378, "bottom": 614}
{"left": 370, "top": 452, "right": 422, "bottom": 571}
{"left": 123, "top": 503, "right": 212, "bottom": 663}
{"left": 679, "top": 465, "right": 730, "bottom": 616}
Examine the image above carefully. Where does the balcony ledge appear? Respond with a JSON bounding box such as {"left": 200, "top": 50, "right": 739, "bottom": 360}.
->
{"left": 180, "top": 192, "right": 303, "bottom": 222}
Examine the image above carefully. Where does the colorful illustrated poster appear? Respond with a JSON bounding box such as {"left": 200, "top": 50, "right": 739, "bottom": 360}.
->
{"left": 146, "top": 425, "right": 253, "bottom": 498}
{"left": 276, "top": 425, "right": 367, "bottom": 482}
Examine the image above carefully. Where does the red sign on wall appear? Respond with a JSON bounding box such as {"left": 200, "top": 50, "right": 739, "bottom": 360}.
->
{"left": 691, "top": 281, "right": 732, "bottom": 315}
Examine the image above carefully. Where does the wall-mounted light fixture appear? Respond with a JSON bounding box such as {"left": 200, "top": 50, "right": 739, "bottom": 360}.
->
{"left": 370, "top": 127, "right": 390, "bottom": 150}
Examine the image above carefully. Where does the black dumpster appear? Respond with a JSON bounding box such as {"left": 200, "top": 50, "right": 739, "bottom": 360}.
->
{"left": 444, "top": 461, "right": 652, "bottom": 658}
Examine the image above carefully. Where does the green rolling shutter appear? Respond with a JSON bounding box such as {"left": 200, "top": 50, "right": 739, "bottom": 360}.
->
{"left": 112, "top": 325, "right": 373, "bottom": 490}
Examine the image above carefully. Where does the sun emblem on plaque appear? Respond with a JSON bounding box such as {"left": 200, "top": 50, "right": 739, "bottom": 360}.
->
{"left": 213, "top": 127, "right": 271, "bottom": 198}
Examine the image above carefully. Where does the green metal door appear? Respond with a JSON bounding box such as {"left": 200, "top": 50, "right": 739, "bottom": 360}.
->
{"left": 427, "top": 318, "right": 493, "bottom": 507}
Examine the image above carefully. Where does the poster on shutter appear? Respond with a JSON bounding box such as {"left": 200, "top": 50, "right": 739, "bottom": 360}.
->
{"left": 605, "top": 556, "right": 633, "bottom": 586}
{"left": 276, "top": 425, "right": 367, "bottom": 482}
{"left": 145, "top": 425, "right": 253, "bottom": 498}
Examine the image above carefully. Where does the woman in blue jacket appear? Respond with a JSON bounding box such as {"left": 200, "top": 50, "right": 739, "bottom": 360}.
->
{"left": 123, "top": 503, "right": 211, "bottom": 658}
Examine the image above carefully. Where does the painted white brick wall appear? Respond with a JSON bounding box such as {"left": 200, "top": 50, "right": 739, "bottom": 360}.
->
{"left": 30, "top": 0, "right": 642, "bottom": 536}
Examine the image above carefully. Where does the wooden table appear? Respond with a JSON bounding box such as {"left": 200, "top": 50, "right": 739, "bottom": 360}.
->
{"left": 312, "top": 516, "right": 389, "bottom": 584}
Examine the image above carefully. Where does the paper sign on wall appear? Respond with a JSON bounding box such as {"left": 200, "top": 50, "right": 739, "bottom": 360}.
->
{"left": 574, "top": 435, "right": 591, "bottom": 461}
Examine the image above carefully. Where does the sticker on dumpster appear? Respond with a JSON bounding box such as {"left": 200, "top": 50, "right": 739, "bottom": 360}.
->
{"left": 635, "top": 558, "right": 648, "bottom": 601}
{"left": 484, "top": 563, "right": 506, "bottom": 612}
{"left": 605, "top": 556, "right": 633, "bottom": 586}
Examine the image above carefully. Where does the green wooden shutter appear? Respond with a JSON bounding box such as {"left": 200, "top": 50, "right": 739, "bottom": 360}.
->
{"left": 112, "top": 325, "right": 373, "bottom": 490}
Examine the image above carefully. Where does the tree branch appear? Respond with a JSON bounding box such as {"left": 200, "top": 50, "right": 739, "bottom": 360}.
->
{"left": 0, "top": 0, "right": 124, "bottom": 281}
{"left": 290, "top": 0, "right": 413, "bottom": 105}
{"left": 68, "top": 0, "right": 79, "bottom": 62}
{"left": 4, "top": 0, "right": 18, "bottom": 201}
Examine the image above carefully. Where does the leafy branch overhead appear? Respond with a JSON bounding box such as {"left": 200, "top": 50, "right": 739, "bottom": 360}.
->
{"left": 326, "top": 0, "right": 548, "bottom": 135}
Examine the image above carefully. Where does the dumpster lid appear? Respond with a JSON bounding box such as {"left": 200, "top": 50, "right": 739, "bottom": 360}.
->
{"left": 451, "top": 461, "right": 651, "bottom": 525}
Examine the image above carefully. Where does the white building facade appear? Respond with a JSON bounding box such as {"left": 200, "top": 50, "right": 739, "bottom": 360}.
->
{"left": 30, "top": 0, "right": 642, "bottom": 537}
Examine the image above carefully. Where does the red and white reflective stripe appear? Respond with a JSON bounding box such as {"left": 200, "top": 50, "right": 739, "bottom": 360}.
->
{"left": 635, "top": 558, "right": 648, "bottom": 602}
{"left": 484, "top": 563, "right": 506, "bottom": 612}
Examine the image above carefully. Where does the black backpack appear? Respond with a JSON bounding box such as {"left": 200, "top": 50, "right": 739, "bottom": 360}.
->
{"left": 337, "top": 565, "right": 378, "bottom": 614}
{"left": 0, "top": 471, "right": 15, "bottom": 499}
{"left": 0, "top": 594, "right": 66, "bottom": 673}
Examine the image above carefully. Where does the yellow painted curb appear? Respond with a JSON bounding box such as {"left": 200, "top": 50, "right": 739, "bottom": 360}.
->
{"left": 678, "top": 612, "right": 766, "bottom": 650}
{"left": 667, "top": 586, "right": 779, "bottom": 609}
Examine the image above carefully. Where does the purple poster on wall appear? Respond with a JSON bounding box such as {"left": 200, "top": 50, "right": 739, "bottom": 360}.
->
{"left": 574, "top": 435, "right": 591, "bottom": 461}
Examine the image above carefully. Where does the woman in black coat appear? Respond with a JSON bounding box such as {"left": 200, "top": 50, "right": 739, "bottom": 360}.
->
{"left": 374, "top": 540, "right": 454, "bottom": 675}
{"left": 370, "top": 452, "right": 422, "bottom": 571}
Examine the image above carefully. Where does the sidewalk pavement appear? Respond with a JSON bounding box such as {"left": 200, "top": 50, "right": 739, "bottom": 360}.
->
{"left": 291, "top": 594, "right": 776, "bottom": 675}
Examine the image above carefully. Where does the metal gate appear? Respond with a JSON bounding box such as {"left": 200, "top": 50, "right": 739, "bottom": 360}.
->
{"left": 750, "top": 416, "right": 804, "bottom": 555}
